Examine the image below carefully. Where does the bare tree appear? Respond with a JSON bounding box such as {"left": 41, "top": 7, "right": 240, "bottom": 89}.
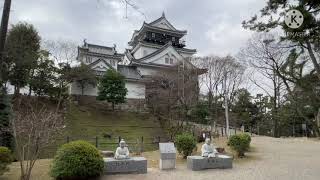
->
{"left": 146, "top": 60, "right": 204, "bottom": 136}
{"left": 221, "top": 56, "right": 246, "bottom": 137}
{"left": 43, "top": 39, "right": 77, "bottom": 65}
{"left": 193, "top": 55, "right": 245, "bottom": 136}
{"left": 43, "top": 39, "right": 77, "bottom": 110}
{"left": 241, "top": 33, "right": 320, "bottom": 137}
{"left": 11, "top": 97, "right": 64, "bottom": 180}
{"left": 240, "top": 33, "right": 290, "bottom": 137}
{"left": 193, "top": 56, "right": 226, "bottom": 132}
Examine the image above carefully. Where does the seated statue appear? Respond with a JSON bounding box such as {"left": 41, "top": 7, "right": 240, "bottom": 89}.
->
{"left": 201, "top": 138, "right": 218, "bottom": 158}
{"left": 114, "top": 139, "right": 130, "bottom": 160}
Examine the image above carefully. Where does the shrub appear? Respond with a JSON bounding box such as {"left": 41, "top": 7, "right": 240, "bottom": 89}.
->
{"left": 0, "top": 146, "right": 13, "bottom": 176}
{"left": 228, "top": 133, "right": 251, "bottom": 157}
{"left": 175, "top": 133, "right": 197, "bottom": 158}
{"left": 50, "top": 140, "right": 104, "bottom": 179}
{"left": 242, "top": 133, "right": 251, "bottom": 144}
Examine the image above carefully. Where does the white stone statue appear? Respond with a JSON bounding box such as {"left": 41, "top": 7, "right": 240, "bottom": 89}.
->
{"left": 201, "top": 138, "right": 218, "bottom": 158}
{"left": 114, "top": 139, "right": 130, "bottom": 160}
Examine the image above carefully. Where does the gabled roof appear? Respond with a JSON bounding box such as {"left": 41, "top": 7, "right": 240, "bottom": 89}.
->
{"left": 148, "top": 12, "right": 177, "bottom": 31}
{"left": 138, "top": 41, "right": 175, "bottom": 62}
{"left": 128, "top": 42, "right": 196, "bottom": 68}
{"left": 88, "top": 58, "right": 115, "bottom": 70}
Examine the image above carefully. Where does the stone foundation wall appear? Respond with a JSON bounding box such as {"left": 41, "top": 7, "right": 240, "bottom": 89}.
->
{"left": 72, "top": 95, "right": 147, "bottom": 112}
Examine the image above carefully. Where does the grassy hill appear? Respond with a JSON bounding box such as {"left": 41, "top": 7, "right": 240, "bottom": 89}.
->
{"left": 42, "top": 103, "right": 167, "bottom": 158}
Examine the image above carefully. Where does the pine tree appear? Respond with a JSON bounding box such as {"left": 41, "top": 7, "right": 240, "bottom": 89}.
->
{"left": 97, "top": 69, "right": 127, "bottom": 110}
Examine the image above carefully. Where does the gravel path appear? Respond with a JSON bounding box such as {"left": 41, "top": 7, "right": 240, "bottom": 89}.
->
{"left": 102, "top": 136, "right": 320, "bottom": 180}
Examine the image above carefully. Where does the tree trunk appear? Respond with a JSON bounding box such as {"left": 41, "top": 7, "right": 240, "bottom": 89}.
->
{"left": 223, "top": 73, "right": 229, "bottom": 137}
{"left": 305, "top": 40, "right": 320, "bottom": 80}
{"left": 14, "top": 85, "right": 20, "bottom": 96}
{"left": 28, "top": 85, "right": 32, "bottom": 96}
{"left": 81, "top": 84, "right": 84, "bottom": 96}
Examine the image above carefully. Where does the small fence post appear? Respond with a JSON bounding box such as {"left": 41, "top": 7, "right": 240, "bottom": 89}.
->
{"left": 158, "top": 136, "right": 161, "bottom": 143}
{"left": 170, "top": 134, "right": 173, "bottom": 141}
{"left": 66, "top": 136, "right": 70, "bottom": 143}
{"left": 221, "top": 127, "right": 224, "bottom": 137}
{"left": 118, "top": 136, "right": 121, "bottom": 143}
{"left": 140, "top": 136, "right": 144, "bottom": 153}
{"left": 234, "top": 128, "right": 237, "bottom": 135}
{"left": 95, "top": 136, "right": 98, "bottom": 148}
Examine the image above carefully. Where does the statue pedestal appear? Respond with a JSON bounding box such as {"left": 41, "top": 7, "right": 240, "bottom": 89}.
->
{"left": 104, "top": 157, "right": 147, "bottom": 174}
{"left": 159, "top": 143, "right": 176, "bottom": 170}
{"left": 187, "top": 154, "right": 233, "bottom": 171}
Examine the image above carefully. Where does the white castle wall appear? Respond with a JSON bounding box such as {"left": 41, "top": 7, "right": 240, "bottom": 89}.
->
{"left": 70, "top": 81, "right": 145, "bottom": 99}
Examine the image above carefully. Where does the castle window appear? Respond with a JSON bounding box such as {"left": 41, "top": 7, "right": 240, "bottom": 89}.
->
{"left": 165, "top": 57, "right": 169, "bottom": 64}
{"left": 152, "top": 32, "right": 155, "bottom": 38}
{"left": 86, "top": 56, "right": 92, "bottom": 63}
{"left": 170, "top": 58, "right": 174, "bottom": 64}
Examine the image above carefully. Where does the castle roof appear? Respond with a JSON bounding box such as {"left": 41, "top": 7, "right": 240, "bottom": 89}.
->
{"left": 128, "top": 13, "right": 187, "bottom": 46}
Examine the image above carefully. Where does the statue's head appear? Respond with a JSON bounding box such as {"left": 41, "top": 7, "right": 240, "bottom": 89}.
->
{"left": 119, "top": 139, "right": 126, "bottom": 148}
{"left": 205, "top": 138, "right": 211, "bottom": 145}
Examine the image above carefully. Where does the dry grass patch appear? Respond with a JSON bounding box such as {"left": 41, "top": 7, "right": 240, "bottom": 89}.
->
{"left": 1, "top": 159, "right": 52, "bottom": 180}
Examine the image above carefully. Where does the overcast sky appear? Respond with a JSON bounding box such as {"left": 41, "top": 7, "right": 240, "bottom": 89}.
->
{"left": 4, "top": 0, "right": 266, "bottom": 56}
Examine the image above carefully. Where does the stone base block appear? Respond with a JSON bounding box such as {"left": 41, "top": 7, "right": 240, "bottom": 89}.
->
{"left": 187, "top": 154, "right": 233, "bottom": 171}
{"left": 104, "top": 157, "right": 147, "bottom": 174}
{"left": 101, "top": 151, "right": 114, "bottom": 157}
{"left": 159, "top": 159, "right": 176, "bottom": 170}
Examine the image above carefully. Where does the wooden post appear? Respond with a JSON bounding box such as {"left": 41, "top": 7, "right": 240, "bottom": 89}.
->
{"left": 221, "top": 127, "right": 224, "bottom": 137}
{"left": 140, "top": 136, "right": 144, "bottom": 152}
{"left": 95, "top": 136, "right": 98, "bottom": 148}
{"left": 0, "top": 0, "right": 12, "bottom": 74}
{"left": 234, "top": 128, "right": 236, "bottom": 135}
{"left": 158, "top": 136, "right": 161, "bottom": 143}
{"left": 66, "top": 136, "right": 70, "bottom": 143}
{"left": 118, "top": 136, "right": 121, "bottom": 143}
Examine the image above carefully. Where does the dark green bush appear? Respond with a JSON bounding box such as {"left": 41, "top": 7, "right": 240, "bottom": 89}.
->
{"left": 228, "top": 133, "right": 251, "bottom": 157}
{"left": 242, "top": 133, "right": 251, "bottom": 144}
{"left": 50, "top": 140, "right": 104, "bottom": 179}
{"left": 0, "top": 146, "right": 13, "bottom": 176}
{"left": 175, "top": 133, "right": 197, "bottom": 158}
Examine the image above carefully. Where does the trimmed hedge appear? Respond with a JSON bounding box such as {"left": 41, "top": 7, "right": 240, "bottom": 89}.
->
{"left": 50, "top": 140, "right": 104, "bottom": 179}
{"left": 0, "top": 146, "right": 12, "bottom": 176}
{"left": 228, "top": 133, "right": 251, "bottom": 157}
{"left": 175, "top": 133, "right": 197, "bottom": 158}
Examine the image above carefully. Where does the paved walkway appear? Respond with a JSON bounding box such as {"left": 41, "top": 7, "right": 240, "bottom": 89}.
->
{"left": 102, "top": 136, "right": 320, "bottom": 180}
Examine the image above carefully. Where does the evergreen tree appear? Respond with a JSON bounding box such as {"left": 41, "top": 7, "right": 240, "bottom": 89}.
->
{"left": 70, "top": 63, "right": 97, "bottom": 95}
{"left": 5, "top": 22, "right": 40, "bottom": 95}
{"left": 0, "top": 88, "right": 13, "bottom": 149}
{"left": 97, "top": 69, "right": 127, "bottom": 110}
{"left": 29, "top": 50, "right": 57, "bottom": 96}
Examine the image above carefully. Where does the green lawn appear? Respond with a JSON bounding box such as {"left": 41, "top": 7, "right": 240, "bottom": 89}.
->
{"left": 41, "top": 104, "right": 167, "bottom": 158}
